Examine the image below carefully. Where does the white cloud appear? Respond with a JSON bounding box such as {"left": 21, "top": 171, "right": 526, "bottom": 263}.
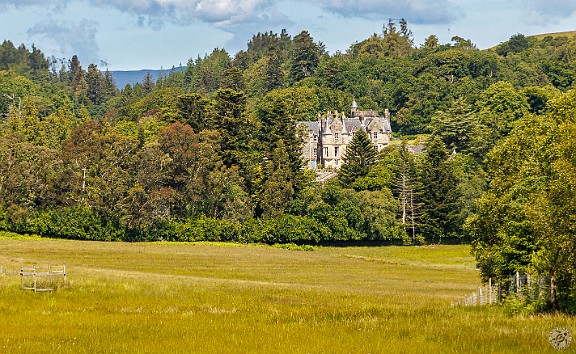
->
{"left": 195, "top": 0, "right": 271, "bottom": 24}
{"left": 526, "top": 0, "right": 576, "bottom": 25}
{"left": 222, "top": 8, "right": 294, "bottom": 51}
{"left": 0, "top": 0, "right": 458, "bottom": 30}
{"left": 89, "top": 0, "right": 276, "bottom": 28}
{"left": 0, "top": 0, "right": 68, "bottom": 10}
{"left": 315, "top": 0, "right": 461, "bottom": 24}
{"left": 27, "top": 19, "right": 100, "bottom": 66}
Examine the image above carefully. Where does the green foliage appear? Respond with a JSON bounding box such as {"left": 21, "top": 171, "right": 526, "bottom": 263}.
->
{"left": 0, "top": 206, "right": 10, "bottom": 230}
{"left": 522, "top": 85, "right": 561, "bottom": 114}
{"left": 338, "top": 130, "right": 378, "bottom": 186}
{"left": 271, "top": 242, "right": 316, "bottom": 251}
{"left": 350, "top": 19, "right": 414, "bottom": 58}
{"left": 430, "top": 98, "right": 479, "bottom": 154}
{"left": 467, "top": 88, "right": 576, "bottom": 312}
{"left": 26, "top": 206, "right": 125, "bottom": 241}
{"left": 496, "top": 33, "right": 531, "bottom": 57}
{"left": 162, "top": 216, "right": 242, "bottom": 242}
{"left": 290, "top": 30, "right": 321, "bottom": 82}
{"left": 243, "top": 215, "right": 331, "bottom": 244}
{"left": 2, "top": 30, "right": 576, "bottom": 311}
{"left": 256, "top": 87, "right": 314, "bottom": 182}
{"left": 183, "top": 48, "right": 232, "bottom": 93}
{"left": 259, "top": 140, "right": 296, "bottom": 218}
{"left": 417, "top": 136, "right": 464, "bottom": 241}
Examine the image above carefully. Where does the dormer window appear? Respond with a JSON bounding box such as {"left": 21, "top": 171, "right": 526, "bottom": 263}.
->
{"left": 373, "top": 132, "right": 378, "bottom": 139}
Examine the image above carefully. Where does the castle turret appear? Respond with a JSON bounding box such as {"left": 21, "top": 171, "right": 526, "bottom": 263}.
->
{"left": 350, "top": 99, "right": 358, "bottom": 117}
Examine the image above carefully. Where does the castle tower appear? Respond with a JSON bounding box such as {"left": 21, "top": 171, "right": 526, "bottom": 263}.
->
{"left": 350, "top": 99, "right": 358, "bottom": 117}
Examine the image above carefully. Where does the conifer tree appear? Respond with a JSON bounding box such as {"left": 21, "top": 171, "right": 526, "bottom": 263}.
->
{"left": 417, "top": 136, "right": 462, "bottom": 241}
{"left": 338, "top": 130, "right": 378, "bottom": 185}
{"left": 260, "top": 139, "right": 294, "bottom": 218}
{"left": 382, "top": 143, "right": 420, "bottom": 242}
{"left": 142, "top": 72, "right": 154, "bottom": 93}
{"left": 86, "top": 64, "right": 105, "bottom": 105}
{"left": 290, "top": 30, "right": 320, "bottom": 82}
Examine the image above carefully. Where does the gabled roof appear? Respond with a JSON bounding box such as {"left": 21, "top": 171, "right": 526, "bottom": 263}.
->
{"left": 298, "top": 116, "right": 392, "bottom": 135}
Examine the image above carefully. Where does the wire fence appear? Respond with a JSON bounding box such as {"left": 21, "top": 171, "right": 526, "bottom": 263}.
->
{"left": 452, "top": 272, "right": 551, "bottom": 307}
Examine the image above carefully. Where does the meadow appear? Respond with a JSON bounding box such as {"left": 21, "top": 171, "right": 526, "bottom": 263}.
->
{"left": 0, "top": 232, "right": 574, "bottom": 353}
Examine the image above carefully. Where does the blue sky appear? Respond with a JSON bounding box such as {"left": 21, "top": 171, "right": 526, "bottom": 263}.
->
{"left": 1, "top": 0, "right": 575, "bottom": 70}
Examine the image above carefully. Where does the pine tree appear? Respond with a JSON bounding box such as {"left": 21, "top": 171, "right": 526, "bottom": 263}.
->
{"left": 290, "top": 30, "right": 320, "bottom": 82}
{"left": 430, "top": 97, "right": 478, "bottom": 154}
{"left": 142, "top": 72, "right": 154, "bottom": 93}
{"left": 69, "top": 55, "right": 88, "bottom": 103}
{"left": 86, "top": 64, "right": 104, "bottom": 105}
{"left": 417, "top": 136, "right": 462, "bottom": 242}
{"left": 385, "top": 143, "right": 420, "bottom": 242}
{"left": 260, "top": 139, "right": 295, "bottom": 218}
{"left": 338, "top": 130, "right": 378, "bottom": 185}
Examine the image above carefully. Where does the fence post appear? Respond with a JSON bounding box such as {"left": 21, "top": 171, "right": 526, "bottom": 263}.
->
{"left": 538, "top": 275, "right": 542, "bottom": 299}
{"left": 488, "top": 278, "right": 492, "bottom": 304}
{"left": 33, "top": 265, "right": 37, "bottom": 292}
{"left": 479, "top": 288, "right": 484, "bottom": 305}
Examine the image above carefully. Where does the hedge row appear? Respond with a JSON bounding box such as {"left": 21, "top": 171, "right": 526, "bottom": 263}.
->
{"left": 0, "top": 206, "right": 407, "bottom": 244}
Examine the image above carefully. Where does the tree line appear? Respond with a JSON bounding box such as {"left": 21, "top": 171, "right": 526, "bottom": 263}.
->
{"left": 0, "top": 24, "right": 575, "bottom": 311}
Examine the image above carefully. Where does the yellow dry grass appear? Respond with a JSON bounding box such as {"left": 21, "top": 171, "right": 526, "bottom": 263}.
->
{"left": 0, "top": 233, "right": 574, "bottom": 353}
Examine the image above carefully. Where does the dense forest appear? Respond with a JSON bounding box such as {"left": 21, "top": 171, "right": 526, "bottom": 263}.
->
{"left": 1, "top": 22, "right": 575, "bottom": 311}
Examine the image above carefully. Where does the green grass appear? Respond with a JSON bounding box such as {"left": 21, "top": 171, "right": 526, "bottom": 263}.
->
{"left": 0, "top": 235, "right": 574, "bottom": 353}
{"left": 531, "top": 31, "right": 576, "bottom": 40}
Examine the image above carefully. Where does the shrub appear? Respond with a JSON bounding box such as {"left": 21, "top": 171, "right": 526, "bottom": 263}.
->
{"left": 243, "top": 215, "right": 332, "bottom": 244}
{"left": 0, "top": 207, "right": 10, "bottom": 231}
{"left": 162, "top": 217, "right": 242, "bottom": 242}
{"left": 26, "top": 207, "right": 125, "bottom": 241}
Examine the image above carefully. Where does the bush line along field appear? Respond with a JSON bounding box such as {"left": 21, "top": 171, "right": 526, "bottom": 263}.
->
{"left": 0, "top": 234, "right": 574, "bottom": 353}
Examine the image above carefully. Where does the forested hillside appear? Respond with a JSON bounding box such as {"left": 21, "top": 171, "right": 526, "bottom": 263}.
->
{"left": 1, "top": 23, "right": 576, "bottom": 310}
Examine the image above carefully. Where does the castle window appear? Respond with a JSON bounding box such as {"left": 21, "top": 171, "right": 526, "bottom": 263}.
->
{"left": 334, "top": 146, "right": 339, "bottom": 157}
{"left": 323, "top": 147, "right": 329, "bottom": 157}
{"left": 373, "top": 132, "right": 378, "bottom": 139}
{"left": 334, "top": 132, "right": 339, "bottom": 140}
{"left": 313, "top": 148, "right": 317, "bottom": 156}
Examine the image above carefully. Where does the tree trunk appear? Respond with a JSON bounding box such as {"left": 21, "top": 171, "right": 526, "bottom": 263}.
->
{"left": 550, "top": 271, "right": 557, "bottom": 311}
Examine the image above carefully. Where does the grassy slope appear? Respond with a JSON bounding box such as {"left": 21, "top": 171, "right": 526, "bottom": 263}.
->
{"left": 531, "top": 31, "right": 576, "bottom": 40}
{"left": 0, "top": 235, "right": 574, "bottom": 353}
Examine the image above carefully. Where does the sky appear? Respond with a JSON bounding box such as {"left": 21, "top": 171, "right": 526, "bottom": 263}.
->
{"left": 1, "top": 0, "right": 576, "bottom": 71}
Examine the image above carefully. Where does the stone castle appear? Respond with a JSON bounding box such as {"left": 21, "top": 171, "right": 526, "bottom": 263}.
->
{"left": 298, "top": 100, "right": 392, "bottom": 169}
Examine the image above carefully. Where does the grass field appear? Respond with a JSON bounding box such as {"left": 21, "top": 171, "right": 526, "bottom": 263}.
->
{"left": 0, "top": 233, "right": 574, "bottom": 353}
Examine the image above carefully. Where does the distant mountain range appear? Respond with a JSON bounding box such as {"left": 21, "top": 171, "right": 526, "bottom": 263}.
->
{"left": 110, "top": 67, "right": 186, "bottom": 89}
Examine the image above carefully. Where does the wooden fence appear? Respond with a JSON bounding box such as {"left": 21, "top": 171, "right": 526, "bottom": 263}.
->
{"left": 0, "top": 263, "right": 67, "bottom": 292}
{"left": 20, "top": 263, "right": 67, "bottom": 292}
